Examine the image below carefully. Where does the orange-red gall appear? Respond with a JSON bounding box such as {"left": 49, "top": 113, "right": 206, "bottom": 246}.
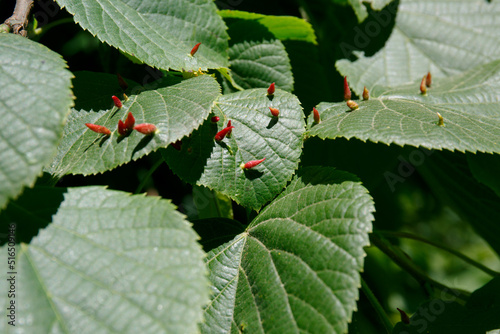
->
{"left": 85, "top": 123, "right": 111, "bottom": 135}
{"left": 240, "top": 158, "right": 266, "bottom": 169}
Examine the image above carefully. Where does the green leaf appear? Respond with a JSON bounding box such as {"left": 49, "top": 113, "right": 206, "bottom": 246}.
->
{"left": 336, "top": 0, "right": 500, "bottom": 95}
{"left": 202, "top": 167, "right": 374, "bottom": 333}
{"left": 392, "top": 277, "right": 500, "bottom": 334}
{"left": 0, "top": 186, "right": 65, "bottom": 244}
{"left": 219, "top": 10, "right": 317, "bottom": 44}
{"left": 47, "top": 74, "right": 221, "bottom": 176}
{"left": 416, "top": 150, "right": 500, "bottom": 256}
{"left": 0, "top": 34, "right": 73, "bottom": 209}
{"left": 162, "top": 88, "right": 305, "bottom": 210}
{"left": 467, "top": 153, "right": 500, "bottom": 198}
{"left": 308, "top": 60, "right": 500, "bottom": 154}
{"left": 55, "top": 0, "right": 229, "bottom": 71}
{"left": 193, "top": 186, "right": 234, "bottom": 220}
{"left": 227, "top": 39, "right": 294, "bottom": 92}
{"left": 0, "top": 186, "right": 209, "bottom": 333}
{"left": 329, "top": 0, "right": 394, "bottom": 23}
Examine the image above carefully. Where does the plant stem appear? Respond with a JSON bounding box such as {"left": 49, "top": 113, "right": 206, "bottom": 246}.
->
{"left": 4, "top": 0, "right": 34, "bottom": 36}
{"left": 376, "top": 230, "right": 500, "bottom": 277}
{"left": 361, "top": 278, "right": 394, "bottom": 334}
{"left": 371, "top": 234, "right": 470, "bottom": 302}
{"left": 34, "top": 18, "right": 74, "bottom": 38}
{"left": 134, "top": 158, "right": 163, "bottom": 194}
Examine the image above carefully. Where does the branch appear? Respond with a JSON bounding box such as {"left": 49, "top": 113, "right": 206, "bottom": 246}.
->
{"left": 4, "top": 0, "right": 34, "bottom": 37}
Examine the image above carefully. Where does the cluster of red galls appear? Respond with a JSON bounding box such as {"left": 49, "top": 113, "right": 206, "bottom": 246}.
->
{"left": 85, "top": 95, "right": 158, "bottom": 137}
{"left": 205, "top": 83, "right": 283, "bottom": 170}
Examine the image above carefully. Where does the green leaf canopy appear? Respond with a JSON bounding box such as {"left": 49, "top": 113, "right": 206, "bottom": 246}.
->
{"left": 0, "top": 187, "right": 209, "bottom": 333}
{"left": 202, "top": 167, "right": 374, "bottom": 333}
{"left": 0, "top": 34, "right": 73, "bottom": 208}
{"left": 337, "top": 0, "right": 500, "bottom": 95}
{"left": 47, "top": 74, "right": 221, "bottom": 176}
{"left": 308, "top": 60, "right": 500, "bottom": 154}
{"left": 55, "top": 0, "right": 229, "bottom": 71}
{"left": 163, "top": 88, "right": 305, "bottom": 210}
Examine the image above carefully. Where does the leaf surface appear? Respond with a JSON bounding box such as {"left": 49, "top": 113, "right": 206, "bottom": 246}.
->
{"left": 0, "top": 186, "right": 209, "bottom": 334}
{"left": 337, "top": 0, "right": 500, "bottom": 94}
{"left": 0, "top": 34, "right": 73, "bottom": 208}
{"left": 227, "top": 39, "right": 293, "bottom": 92}
{"left": 201, "top": 167, "right": 374, "bottom": 333}
{"left": 163, "top": 88, "right": 305, "bottom": 210}
{"left": 47, "top": 74, "right": 220, "bottom": 176}
{"left": 308, "top": 60, "right": 500, "bottom": 154}
{"left": 55, "top": 0, "right": 229, "bottom": 71}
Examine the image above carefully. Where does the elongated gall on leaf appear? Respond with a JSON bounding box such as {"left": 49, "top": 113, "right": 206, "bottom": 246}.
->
{"left": 134, "top": 123, "right": 158, "bottom": 135}
{"left": 344, "top": 76, "right": 351, "bottom": 101}
{"left": 313, "top": 107, "right": 320, "bottom": 124}
{"left": 363, "top": 86, "right": 369, "bottom": 100}
{"left": 117, "top": 73, "right": 128, "bottom": 90}
{"left": 124, "top": 112, "right": 135, "bottom": 130}
{"left": 269, "top": 107, "right": 279, "bottom": 117}
{"left": 397, "top": 308, "right": 410, "bottom": 324}
{"left": 190, "top": 42, "right": 201, "bottom": 56}
{"left": 267, "top": 82, "right": 275, "bottom": 95}
{"left": 436, "top": 112, "right": 444, "bottom": 126}
{"left": 112, "top": 95, "right": 122, "bottom": 108}
{"left": 346, "top": 100, "right": 358, "bottom": 110}
{"left": 85, "top": 123, "right": 111, "bottom": 135}
{"left": 215, "top": 125, "right": 234, "bottom": 141}
{"left": 117, "top": 120, "right": 128, "bottom": 136}
{"left": 123, "top": 93, "right": 129, "bottom": 101}
{"left": 226, "top": 120, "right": 232, "bottom": 137}
{"left": 211, "top": 116, "right": 220, "bottom": 123}
{"left": 420, "top": 75, "right": 427, "bottom": 95}
{"left": 240, "top": 158, "right": 266, "bottom": 170}
{"left": 426, "top": 72, "right": 432, "bottom": 87}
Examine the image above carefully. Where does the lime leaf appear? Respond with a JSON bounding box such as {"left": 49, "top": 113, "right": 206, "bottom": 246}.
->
{"left": 0, "top": 34, "right": 73, "bottom": 209}
{"left": 219, "top": 10, "right": 317, "bottom": 44}
{"left": 202, "top": 167, "right": 374, "bottom": 333}
{"left": 47, "top": 74, "right": 220, "bottom": 176}
{"left": 0, "top": 186, "right": 65, "bottom": 243}
{"left": 337, "top": 0, "right": 500, "bottom": 94}
{"left": 329, "top": 0, "right": 394, "bottom": 23}
{"left": 55, "top": 0, "right": 229, "bottom": 71}
{"left": 0, "top": 186, "right": 209, "bottom": 333}
{"left": 308, "top": 60, "right": 500, "bottom": 154}
{"left": 416, "top": 150, "right": 500, "bottom": 256}
{"left": 162, "top": 88, "right": 305, "bottom": 210}
{"left": 467, "top": 153, "right": 500, "bottom": 198}
{"left": 228, "top": 39, "right": 293, "bottom": 92}
{"left": 393, "top": 277, "right": 500, "bottom": 333}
